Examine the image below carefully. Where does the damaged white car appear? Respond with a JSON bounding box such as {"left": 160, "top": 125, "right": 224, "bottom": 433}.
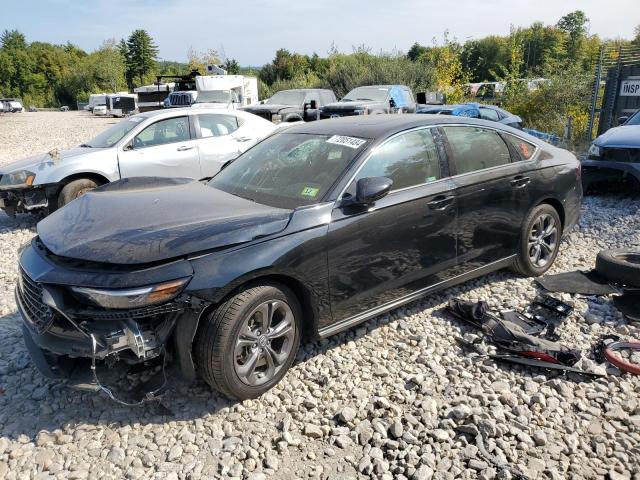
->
{"left": 0, "top": 107, "right": 278, "bottom": 216}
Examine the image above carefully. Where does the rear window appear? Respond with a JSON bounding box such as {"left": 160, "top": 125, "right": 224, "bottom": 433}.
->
{"left": 504, "top": 134, "right": 536, "bottom": 160}
{"left": 443, "top": 126, "right": 512, "bottom": 174}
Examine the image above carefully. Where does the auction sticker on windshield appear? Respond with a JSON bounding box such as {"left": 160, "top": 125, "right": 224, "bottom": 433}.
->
{"left": 326, "top": 135, "right": 366, "bottom": 149}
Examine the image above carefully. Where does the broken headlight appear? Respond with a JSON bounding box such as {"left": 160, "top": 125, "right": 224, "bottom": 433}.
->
{"left": 0, "top": 170, "right": 36, "bottom": 187}
{"left": 588, "top": 143, "right": 602, "bottom": 158}
{"left": 70, "top": 278, "right": 190, "bottom": 310}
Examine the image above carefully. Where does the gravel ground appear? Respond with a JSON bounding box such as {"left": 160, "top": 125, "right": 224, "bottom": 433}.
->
{"left": 0, "top": 112, "right": 639, "bottom": 480}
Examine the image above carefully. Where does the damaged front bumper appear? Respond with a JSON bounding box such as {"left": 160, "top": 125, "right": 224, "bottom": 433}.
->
{"left": 0, "top": 183, "right": 59, "bottom": 216}
{"left": 16, "top": 243, "right": 211, "bottom": 403}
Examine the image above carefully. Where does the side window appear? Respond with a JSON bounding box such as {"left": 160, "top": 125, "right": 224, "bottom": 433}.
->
{"left": 305, "top": 93, "right": 319, "bottom": 107}
{"left": 443, "top": 126, "right": 511, "bottom": 174}
{"left": 402, "top": 88, "right": 414, "bottom": 104}
{"left": 323, "top": 91, "right": 337, "bottom": 104}
{"left": 504, "top": 134, "right": 536, "bottom": 160}
{"left": 134, "top": 116, "right": 190, "bottom": 148}
{"left": 198, "top": 114, "right": 240, "bottom": 138}
{"left": 355, "top": 129, "right": 441, "bottom": 191}
{"left": 479, "top": 108, "right": 500, "bottom": 122}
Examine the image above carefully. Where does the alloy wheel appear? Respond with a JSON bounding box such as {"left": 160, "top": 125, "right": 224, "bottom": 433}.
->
{"left": 233, "top": 300, "right": 296, "bottom": 386}
{"left": 527, "top": 213, "right": 558, "bottom": 268}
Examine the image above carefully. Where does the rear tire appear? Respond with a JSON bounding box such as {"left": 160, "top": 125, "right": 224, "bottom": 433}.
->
{"left": 511, "top": 204, "right": 562, "bottom": 277}
{"left": 194, "top": 283, "right": 302, "bottom": 400}
{"left": 57, "top": 178, "right": 99, "bottom": 208}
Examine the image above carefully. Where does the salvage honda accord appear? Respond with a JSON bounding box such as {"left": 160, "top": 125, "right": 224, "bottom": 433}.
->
{"left": 17, "top": 115, "right": 582, "bottom": 401}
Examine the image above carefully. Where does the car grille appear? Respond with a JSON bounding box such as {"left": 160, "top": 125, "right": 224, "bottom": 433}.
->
{"left": 168, "top": 92, "right": 193, "bottom": 106}
{"left": 70, "top": 301, "right": 186, "bottom": 321}
{"left": 320, "top": 109, "right": 356, "bottom": 118}
{"left": 17, "top": 267, "right": 55, "bottom": 333}
{"left": 601, "top": 147, "right": 640, "bottom": 163}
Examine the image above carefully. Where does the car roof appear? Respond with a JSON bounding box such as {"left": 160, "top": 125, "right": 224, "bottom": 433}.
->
{"left": 133, "top": 106, "right": 242, "bottom": 120}
{"left": 283, "top": 114, "right": 517, "bottom": 139}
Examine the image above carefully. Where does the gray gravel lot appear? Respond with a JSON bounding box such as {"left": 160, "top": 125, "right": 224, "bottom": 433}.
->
{"left": 0, "top": 112, "right": 639, "bottom": 479}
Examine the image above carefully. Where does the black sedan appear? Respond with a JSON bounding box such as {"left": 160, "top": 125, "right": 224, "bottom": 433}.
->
{"left": 17, "top": 115, "right": 582, "bottom": 401}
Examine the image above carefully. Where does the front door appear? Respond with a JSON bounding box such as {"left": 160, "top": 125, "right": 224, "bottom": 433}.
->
{"left": 119, "top": 115, "right": 201, "bottom": 179}
{"left": 327, "top": 128, "right": 458, "bottom": 322}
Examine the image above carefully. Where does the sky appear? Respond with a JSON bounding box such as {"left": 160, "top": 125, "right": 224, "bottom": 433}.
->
{"left": 2, "top": 0, "right": 638, "bottom": 65}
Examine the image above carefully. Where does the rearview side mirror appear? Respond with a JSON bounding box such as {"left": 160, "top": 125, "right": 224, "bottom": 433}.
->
{"left": 354, "top": 177, "right": 393, "bottom": 205}
{"left": 618, "top": 116, "right": 629, "bottom": 125}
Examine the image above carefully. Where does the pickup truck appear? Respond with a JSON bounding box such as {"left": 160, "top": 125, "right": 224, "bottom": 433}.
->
{"left": 319, "top": 85, "right": 416, "bottom": 118}
{"left": 242, "top": 89, "right": 337, "bottom": 123}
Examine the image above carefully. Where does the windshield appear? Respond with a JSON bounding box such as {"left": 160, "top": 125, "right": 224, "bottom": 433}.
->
{"left": 196, "top": 90, "right": 232, "bottom": 104}
{"left": 83, "top": 117, "right": 143, "bottom": 148}
{"left": 342, "top": 86, "right": 390, "bottom": 102}
{"left": 209, "top": 133, "right": 368, "bottom": 209}
{"left": 267, "top": 90, "right": 306, "bottom": 105}
{"left": 626, "top": 111, "right": 640, "bottom": 125}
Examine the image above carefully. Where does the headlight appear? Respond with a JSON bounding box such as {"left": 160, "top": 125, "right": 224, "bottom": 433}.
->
{"left": 271, "top": 114, "right": 282, "bottom": 124}
{"left": 0, "top": 170, "right": 36, "bottom": 187}
{"left": 354, "top": 108, "right": 369, "bottom": 115}
{"left": 588, "top": 144, "right": 602, "bottom": 158}
{"left": 70, "top": 277, "right": 190, "bottom": 310}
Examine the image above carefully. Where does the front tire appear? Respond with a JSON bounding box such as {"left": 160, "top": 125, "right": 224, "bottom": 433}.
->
{"left": 57, "top": 178, "right": 99, "bottom": 208}
{"left": 194, "top": 283, "right": 302, "bottom": 400}
{"left": 511, "top": 204, "right": 562, "bottom": 277}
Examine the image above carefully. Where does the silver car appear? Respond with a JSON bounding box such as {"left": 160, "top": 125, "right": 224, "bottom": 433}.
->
{"left": 0, "top": 107, "right": 278, "bottom": 216}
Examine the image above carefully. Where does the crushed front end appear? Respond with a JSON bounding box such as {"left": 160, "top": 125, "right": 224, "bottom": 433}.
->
{"left": 16, "top": 238, "right": 210, "bottom": 404}
{"left": 0, "top": 182, "right": 58, "bottom": 216}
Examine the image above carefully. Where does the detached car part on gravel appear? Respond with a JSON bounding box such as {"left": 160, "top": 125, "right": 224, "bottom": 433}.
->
{"left": 17, "top": 115, "right": 582, "bottom": 401}
{"left": 0, "top": 107, "right": 278, "bottom": 217}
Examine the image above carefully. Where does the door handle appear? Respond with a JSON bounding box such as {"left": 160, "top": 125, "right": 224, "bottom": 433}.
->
{"left": 510, "top": 175, "right": 530, "bottom": 188}
{"left": 177, "top": 145, "right": 194, "bottom": 151}
{"left": 235, "top": 137, "right": 252, "bottom": 142}
{"left": 427, "top": 195, "right": 455, "bottom": 210}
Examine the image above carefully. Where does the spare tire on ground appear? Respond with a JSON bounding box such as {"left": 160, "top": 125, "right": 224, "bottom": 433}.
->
{"left": 595, "top": 249, "right": 640, "bottom": 287}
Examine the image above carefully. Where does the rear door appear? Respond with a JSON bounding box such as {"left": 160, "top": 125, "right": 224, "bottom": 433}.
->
{"left": 194, "top": 113, "right": 245, "bottom": 177}
{"left": 118, "top": 115, "right": 201, "bottom": 179}
{"left": 327, "top": 127, "right": 458, "bottom": 321}
{"left": 441, "top": 125, "right": 532, "bottom": 271}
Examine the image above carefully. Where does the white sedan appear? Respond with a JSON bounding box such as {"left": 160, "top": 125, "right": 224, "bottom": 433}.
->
{"left": 0, "top": 107, "right": 279, "bottom": 216}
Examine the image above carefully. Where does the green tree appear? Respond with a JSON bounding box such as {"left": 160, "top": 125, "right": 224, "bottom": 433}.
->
{"left": 633, "top": 25, "right": 640, "bottom": 46}
{"left": 1, "top": 30, "right": 27, "bottom": 50}
{"left": 223, "top": 58, "right": 240, "bottom": 74}
{"left": 126, "top": 29, "right": 158, "bottom": 87}
{"left": 557, "top": 10, "right": 589, "bottom": 60}
{"left": 461, "top": 36, "right": 510, "bottom": 82}
{"left": 407, "top": 42, "right": 428, "bottom": 61}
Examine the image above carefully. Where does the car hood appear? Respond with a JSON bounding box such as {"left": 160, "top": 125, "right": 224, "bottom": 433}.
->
{"left": 594, "top": 125, "right": 640, "bottom": 148}
{"left": 321, "top": 100, "right": 384, "bottom": 110}
{"left": 37, "top": 177, "right": 293, "bottom": 265}
{"left": 244, "top": 104, "right": 299, "bottom": 114}
{"left": 0, "top": 147, "right": 99, "bottom": 175}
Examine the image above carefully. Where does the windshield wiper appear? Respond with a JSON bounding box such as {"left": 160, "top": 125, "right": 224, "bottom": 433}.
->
{"left": 356, "top": 98, "right": 374, "bottom": 101}
{"left": 79, "top": 143, "right": 93, "bottom": 148}
{"left": 234, "top": 192, "right": 257, "bottom": 203}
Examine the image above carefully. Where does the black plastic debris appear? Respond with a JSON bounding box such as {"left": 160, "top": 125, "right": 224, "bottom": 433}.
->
{"left": 447, "top": 298, "right": 581, "bottom": 366}
{"left": 536, "top": 270, "right": 618, "bottom": 296}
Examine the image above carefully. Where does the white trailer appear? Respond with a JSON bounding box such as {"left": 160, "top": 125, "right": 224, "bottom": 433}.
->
{"left": 135, "top": 83, "right": 175, "bottom": 112}
{"left": 193, "top": 75, "right": 259, "bottom": 109}
{"left": 105, "top": 93, "right": 138, "bottom": 117}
